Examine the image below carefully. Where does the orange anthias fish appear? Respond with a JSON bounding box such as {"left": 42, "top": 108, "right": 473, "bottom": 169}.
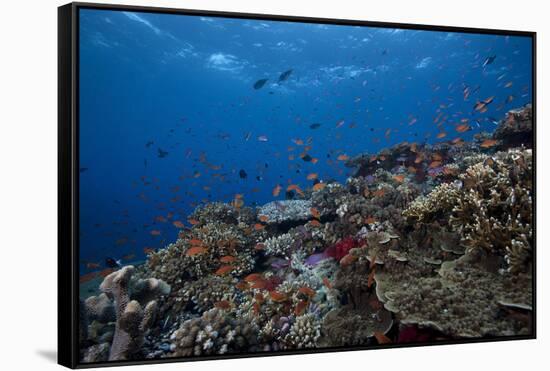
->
{"left": 298, "top": 287, "right": 316, "bottom": 297}
{"left": 215, "top": 265, "right": 235, "bottom": 276}
{"left": 393, "top": 174, "right": 405, "bottom": 183}
{"left": 254, "top": 223, "right": 265, "bottom": 231}
{"left": 86, "top": 262, "right": 101, "bottom": 270}
{"left": 322, "top": 277, "right": 333, "bottom": 289}
{"left": 340, "top": 254, "right": 358, "bottom": 267}
{"left": 143, "top": 247, "right": 155, "bottom": 254}
{"left": 287, "top": 184, "right": 304, "bottom": 196}
{"left": 309, "top": 220, "right": 322, "bottom": 227}
{"left": 259, "top": 215, "right": 269, "bottom": 223}
{"left": 310, "top": 207, "right": 321, "bottom": 219}
{"left": 189, "top": 238, "right": 204, "bottom": 246}
{"left": 480, "top": 139, "right": 498, "bottom": 148}
{"left": 455, "top": 124, "right": 470, "bottom": 133}
{"left": 188, "top": 218, "right": 200, "bottom": 225}
{"left": 269, "top": 291, "right": 288, "bottom": 302}
{"left": 294, "top": 300, "right": 308, "bottom": 316}
{"left": 312, "top": 183, "right": 326, "bottom": 191}
{"left": 337, "top": 154, "right": 350, "bottom": 161}
{"left": 150, "top": 230, "right": 161, "bottom": 236}
{"left": 307, "top": 173, "right": 318, "bottom": 180}
{"left": 272, "top": 184, "right": 282, "bottom": 197}
{"left": 374, "top": 331, "right": 392, "bottom": 345}
{"left": 186, "top": 246, "right": 207, "bottom": 257}
{"left": 250, "top": 280, "right": 267, "bottom": 289}
{"left": 244, "top": 273, "right": 263, "bottom": 282}
{"left": 172, "top": 220, "right": 185, "bottom": 228}
{"left": 436, "top": 132, "right": 447, "bottom": 139}
{"left": 220, "top": 256, "right": 237, "bottom": 263}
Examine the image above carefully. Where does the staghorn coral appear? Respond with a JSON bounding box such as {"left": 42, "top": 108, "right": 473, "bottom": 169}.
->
{"left": 403, "top": 182, "right": 461, "bottom": 222}
{"left": 257, "top": 199, "right": 313, "bottom": 225}
{"left": 264, "top": 233, "right": 296, "bottom": 257}
{"left": 169, "top": 308, "right": 260, "bottom": 356}
{"left": 450, "top": 149, "right": 533, "bottom": 273}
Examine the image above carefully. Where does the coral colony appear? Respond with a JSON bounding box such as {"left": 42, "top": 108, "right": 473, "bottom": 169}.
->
{"left": 79, "top": 105, "right": 533, "bottom": 362}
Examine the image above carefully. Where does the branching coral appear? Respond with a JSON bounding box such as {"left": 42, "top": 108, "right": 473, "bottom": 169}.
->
{"left": 282, "top": 313, "right": 321, "bottom": 349}
{"left": 169, "top": 308, "right": 260, "bottom": 356}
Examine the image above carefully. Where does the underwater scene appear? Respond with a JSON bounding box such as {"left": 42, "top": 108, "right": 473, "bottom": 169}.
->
{"left": 77, "top": 8, "right": 534, "bottom": 363}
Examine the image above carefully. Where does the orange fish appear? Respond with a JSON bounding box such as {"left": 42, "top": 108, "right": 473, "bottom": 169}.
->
{"left": 236, "top": 281, "right": 249, "bottom": 290}
{"left": 272, "top": 184, "right": 282, "bottom": 197}
{"left": 287, "top": 184, "right": 304, "bottom": 196}
{"left": 436, "top": 132, "right": 447, "bottom": 139}
{"left": 259, "top": 215, "right": 269, "bottom": 223}
{"left": 373, "top": 189, "right": 386, "bottom": 198}
{"left": 79, "top": 271, "right": 99, "bottom": 284}
{"left": 313, "top": 183, "right": 326, "bottom": 191}
{"left": 86, "top": 262, "right": 101, "bottom": 270}
{"left": 429, "top": 161, "right": 442, "bottom": 169}
{"left": 480, "top": 139, "right": 498, "bottom": 148}
{"left": 455, "top": 124, "right": 470, "bottom": 133}
{"left": 155, "top": 215, "right": 167, "bottom": 223}
{"left": 245, "top": 273, "right": 263, "bottom": 282}
{"left": 310, "top": 207, "right": 321, "bottom": 219}
{"left": 250, "top": 280, "right": 267, "bottom": 290}
{"left": 374, "top": 331, "right": 392, "bottom": 344}
{"left": 220, "top": 256, "right": 237, "bottom": 263}
{"left": 310, "top": 157, "right": 319, "bottom": 164}
{"left": 189, "top": 239, "right": 204, "bottom": 246}
{"left": 188, "top": 218, "right": 199, "bottom": 225}
{"left": 298, "top": 287, "right": 316, "bottom": 297}
{"left": 150, "top": 230, "right": 161, "bottom": 236}
{"left": 340, "top": 254, "right": 358, "bottom": 266}
{"left": 269, "top": 291, "right": 287, "bottom": 302}
{"left": 322, "top": 277, "right": 333, "bottom": 289}
{"left": 186, "top": 246, "right": 207, "bottom": 257}
{"left": 367, "top": 267, "right": 376, "bottom": 288}
{"left": 252, "top": 302, "right": 261, "bottom": 315}
{"left": 254, "top": 223, "right": 265, "bottom": 231}
{"left": 337, "top": 154, "right": 350, "bottom": 161}
{"left": 99, "top": 268, "right": 115, "bottom": 278}
{"left": 307, "top": 173, "right": 318, "bottom": 180}
{"left": 393, "top": 174, "right": 405, "bottom": 183}
{"left": 365, "top": 216, "right": 376, "bottom": 225}
{"left": 292, "top": 138, "right": 304, "bottom": 145}
{"left": 172, "top": 220, "right": 185, "bottom": 228}
{"left": 294, "top": 300, "right": 308, "bottom": 316}
{"left": 214, "top": 300, "right": 231, "bottom": 310}
{"left": 215, "top": 265, "right": 235, "bottom": 276}
{"left": 143, "top": 247, "right": 155, "bottom": 254}
{"left": 309, "top": 220, "right": 322, "bottom": 227}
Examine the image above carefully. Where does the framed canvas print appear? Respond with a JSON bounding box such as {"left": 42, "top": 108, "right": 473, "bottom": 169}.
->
{"left": 58, "top": 2, "right": 536, "bottom": 368}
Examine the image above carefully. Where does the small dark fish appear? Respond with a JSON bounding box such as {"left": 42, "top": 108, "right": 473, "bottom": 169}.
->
{"left": 79, "top": 167, "right": 88, "bottom": 173}
{"left": 278, "top": 69, "right": 293, "bottom": 82}
{"left": 239, "top": 169, "right": 248, "bottom": 179}
{"left": 265, "top": 163, "right": 269, "bottom": 168}
{"left": 145, "top": 141, "right": 154, "bottom": 148}
{"left": 105, "top": 257, "right": 121, "bottom": 268}
{"left": 253, "top": 78, "right": 269, "bottom": 90}
{"left": 309, "top": 123, "right": 322, "bottom": 129}
{"left": 256, "top": 175, "right": 263, "bottom": 181}
{"left": 301, "top": 154, "right": 313, "bottom": 162}
{"left": 482, "top": 55, "right": 496, "bottom": 68}
{"left": 157, "top": 148, "right": 169, "bottom": 158}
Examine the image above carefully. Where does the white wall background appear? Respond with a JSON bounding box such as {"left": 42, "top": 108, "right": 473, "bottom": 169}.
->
{"left": 0, "top": 0, "right": 546, "bottom": 369}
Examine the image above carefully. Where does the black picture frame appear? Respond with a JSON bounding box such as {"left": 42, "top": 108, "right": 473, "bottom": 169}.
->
{"left": 58, "top": 2, "right": 537, "bottom": 368}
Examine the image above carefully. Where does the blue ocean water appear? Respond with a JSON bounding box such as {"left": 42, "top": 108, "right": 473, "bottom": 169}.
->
{"left": 78, "top": 9, "right": 532, "bottom": 272}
